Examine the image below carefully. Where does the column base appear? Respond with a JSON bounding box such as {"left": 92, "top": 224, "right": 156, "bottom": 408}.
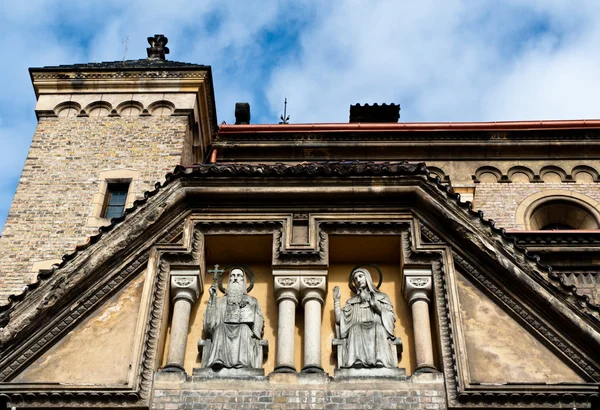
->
{"left": 161, "top": 363, "right": 186, "bottom": 373}
{"left": 273, "top": 365, "right": 297, "bottom": 374}
{"left": 301, "top": 365, "right": 324, "bottom": 373}
{"left": 414, "top": 365, "right": 438, "bottom": 374}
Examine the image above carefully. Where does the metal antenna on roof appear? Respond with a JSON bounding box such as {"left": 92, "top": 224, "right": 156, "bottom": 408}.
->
{"left": 122, "top": 35, "right": 129, "bottom": 63}
{"left": 279, "top": 98, "right": 290, "bottom": 124}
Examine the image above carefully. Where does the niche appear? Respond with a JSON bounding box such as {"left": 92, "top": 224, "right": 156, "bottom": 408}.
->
{"left": 325, "top": 235, "right": 416, "bottom": 374}
{"left": 161, "top": 234, "right": 277, "bottom": 374}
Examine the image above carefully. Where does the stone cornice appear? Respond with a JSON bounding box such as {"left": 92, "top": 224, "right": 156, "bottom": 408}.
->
{"left": 507, "top": 231, "right": 600, "bottom": 247}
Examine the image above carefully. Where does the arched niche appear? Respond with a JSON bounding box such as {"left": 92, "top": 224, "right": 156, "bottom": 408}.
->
{"left": 473, "top": 166, "right": 502, "bottom": 184}
{"left": 572, "top": 165, "right": 599, "bottom": 184}
{"left": 85, "top": 101, "right": 113, "bottom": 117}
{"left": 427, "top": 166, "right": 449, "bottom": 183}
{"left": 507, "top": 166, "right": 535, "bottom": 183}
{"left": 517, "top": 191, "right": 600, "bottom": 230}
{"left": 148, "top": 100, "right": 175, "bottom": 116}
{"left": 53, "top": 101, "right": 82, "bottom": 118}
{"left": 540, "top": 165, "right": 569, "bottom": 183}
{"left": 116, "top": 100, "right": 144, "bottom": 117}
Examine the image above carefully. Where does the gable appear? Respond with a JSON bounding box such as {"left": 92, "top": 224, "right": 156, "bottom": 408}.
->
{"left": 0, "top": 162, "right": 599, "bottom": 409}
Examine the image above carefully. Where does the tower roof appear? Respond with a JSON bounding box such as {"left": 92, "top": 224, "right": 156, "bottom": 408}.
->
{"left": 29, "top": 58, "right": 209, "bottom": 72}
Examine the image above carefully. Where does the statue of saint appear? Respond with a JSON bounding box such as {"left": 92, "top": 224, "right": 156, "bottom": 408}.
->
{"left": 333, "top": 267, "right": 398, "bottom": 368}
{"left": 202, "top": 268, "right": 265, "bottom": 369}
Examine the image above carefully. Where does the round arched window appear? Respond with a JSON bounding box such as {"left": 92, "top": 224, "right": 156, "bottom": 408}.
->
{"left": 529, "top": 199, "right": 599, "bottom": 230}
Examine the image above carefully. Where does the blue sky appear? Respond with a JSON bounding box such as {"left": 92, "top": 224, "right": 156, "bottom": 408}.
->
{"left": 1, "top": 0, "right": 600, "bottom": 231}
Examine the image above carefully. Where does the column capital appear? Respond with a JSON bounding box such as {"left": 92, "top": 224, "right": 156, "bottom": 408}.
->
{"left": 300, "top": 275, "right": 327, "bottom": 306}
{"left": 402, "top": 267, "right": 433, "bottom": 305}
{"left": 170, "top": 270, "right": 201, "bottom": 304}
{"left": 274, "top": 276, "right": 300, "bottom": 304}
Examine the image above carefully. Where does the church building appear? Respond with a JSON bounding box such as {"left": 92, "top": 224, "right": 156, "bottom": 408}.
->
{"left": 0, "top": 35, "right": 599, "bottom": 409}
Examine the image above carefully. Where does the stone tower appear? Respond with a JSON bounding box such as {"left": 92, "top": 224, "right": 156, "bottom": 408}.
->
{"left": 0, "top": 35, "right": 217, "bottom": 301}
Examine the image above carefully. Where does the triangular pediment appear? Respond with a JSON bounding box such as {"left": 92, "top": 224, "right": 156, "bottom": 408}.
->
{"left": 0, "top": 162, "right": 599, "bottom": 408}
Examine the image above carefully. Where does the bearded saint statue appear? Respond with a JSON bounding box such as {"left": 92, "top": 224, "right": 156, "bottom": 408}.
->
{"left": 333, "top": 267, "right": 398, "bottom": 368}
{"left": 203, "top": 268, "right": 265, "bottom": 369}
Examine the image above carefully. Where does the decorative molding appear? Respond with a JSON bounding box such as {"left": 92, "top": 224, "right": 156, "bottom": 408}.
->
{"left": 408, "top": 277, "right": 429, "bottom": 287}
{"left": 214, "top": 129, "right": 600, "bottom": 142}
{"left": 302, "top": 277, "right": 324, "bottom": 287}
{"left": 276, "top": 277, "right": 297, "bottom": 287}
{"left": 321, "top": 220, "right": 407, "bottom": 235}
{"left": 195, "top": 220, "right": 281, "bottom": 235}
{"left": 31, "top": 71, "right": 208, "bottom": 81}
{"left": 419, "top": 222, "right": 445, "bottom": 244}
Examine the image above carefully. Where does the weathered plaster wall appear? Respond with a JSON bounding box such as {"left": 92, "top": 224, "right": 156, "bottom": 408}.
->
{"left": 455, "top": 271, "right": 584, "bottom": 384}
{"left": 0, "top": 116, "right": 189, "bottom": 302}
{"left": 14, "top": 272, "right": 145, "bottom": 384}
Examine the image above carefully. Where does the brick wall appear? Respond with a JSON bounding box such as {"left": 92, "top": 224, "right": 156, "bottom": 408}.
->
{"left": 151, "top": 373, "right": 446, "bottom": 410}
{"left": 473, "top": 182, "right": 600, "bottom": 230}
{"left": 0, "top": 115, "right": 190, "bottom": 302}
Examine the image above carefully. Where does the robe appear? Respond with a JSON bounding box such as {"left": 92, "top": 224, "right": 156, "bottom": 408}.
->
{"left": 339, "top": 291, "right": 396, "bottom": 368}
{"left": 203, "top": 294, "right": 264, "bottom": 369}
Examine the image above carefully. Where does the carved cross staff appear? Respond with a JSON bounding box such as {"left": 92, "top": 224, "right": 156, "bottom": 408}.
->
{"left": 207, "top": 264, "right": 225, "bottom": 291}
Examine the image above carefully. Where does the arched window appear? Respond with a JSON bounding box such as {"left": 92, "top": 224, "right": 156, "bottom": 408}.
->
{"left": 529, "top": 199, "right": 599, "bottom": 230}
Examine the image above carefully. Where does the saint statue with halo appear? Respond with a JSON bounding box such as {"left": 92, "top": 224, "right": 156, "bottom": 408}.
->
{"left": 202, "top": 266, "right": 265, "bottom": 369}
{"left": 333, "top": 265, "right": 399, "bottom": 369}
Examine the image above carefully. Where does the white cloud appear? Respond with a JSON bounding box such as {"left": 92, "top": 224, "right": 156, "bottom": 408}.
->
{"left": 266, "top": 0, "right": 600, "bottom": 122}
{"left": 2, "top": 0, "right": 600, "bottom": 231}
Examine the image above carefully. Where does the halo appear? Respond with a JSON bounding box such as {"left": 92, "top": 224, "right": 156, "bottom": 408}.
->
{"left": 217, "top": 264, "right": 255, "bottom": 294}
{"left": 349, "top": 264, "right": 383, "bottom": 292}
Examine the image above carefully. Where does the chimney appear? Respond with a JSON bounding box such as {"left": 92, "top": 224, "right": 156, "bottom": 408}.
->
{"left": 235, "top": 102, "right": 251, "bottom": 125}
{"left": 349, "top": 103, "right": 400, "bottom": 123}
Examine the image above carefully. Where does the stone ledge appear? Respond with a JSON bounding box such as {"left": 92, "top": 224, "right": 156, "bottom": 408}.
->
{"left": 333, "top": 367, "right": 407, "bottom": 381}
{"left": 191, "top": 367, "right": 265, "bottom": 381}
{"left": 152, "top": 370, "right": 445, "bottom": 392}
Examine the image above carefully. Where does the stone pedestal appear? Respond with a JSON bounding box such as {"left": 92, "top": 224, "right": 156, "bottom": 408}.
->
{"left": 162, "top": 271, "right": 201, "bottom": 373}
{"left": 192, "top": 367, "right": 266, "bottom": 380}
{"left": 403, "top": 268, "right": 437, "bottom": 373}
{"left": 333, "top": 367, "right": 407, "bottom": 380}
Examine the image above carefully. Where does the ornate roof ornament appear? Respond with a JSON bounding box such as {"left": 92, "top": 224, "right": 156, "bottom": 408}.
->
{"left": 147, "top": 34, "right": 170, "bottom": 60}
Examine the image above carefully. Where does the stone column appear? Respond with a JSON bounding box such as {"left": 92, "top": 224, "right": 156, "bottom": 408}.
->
{"left": 300, "top": 276, "right": 326, "bottom": 373}
{"left": 403, "top": 268, "right": 437, "bottom": 373}
{"left": 273, "top": 276, "right": 300, "bottom": 373}
{"left": 163, "top": 271, "right": 201, "bottom": 373}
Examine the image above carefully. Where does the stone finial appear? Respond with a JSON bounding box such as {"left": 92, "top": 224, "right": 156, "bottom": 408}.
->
{"left": 147, "top": 34, "right": 170, "bottom": 60}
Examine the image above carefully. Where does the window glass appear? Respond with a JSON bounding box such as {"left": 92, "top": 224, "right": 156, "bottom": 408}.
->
{"left": 102, "top": 183, "right": 130, "bottom": 219}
